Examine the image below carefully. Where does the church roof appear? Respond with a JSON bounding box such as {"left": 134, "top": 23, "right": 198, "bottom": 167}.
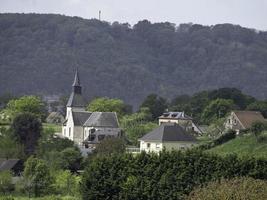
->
{"left": 66, "top": 92, "right": 87, "bottom": 107}
{"left": 83, "top": 112, "right": 119, "bottom": 128}
{"left": 72, "top": 69, "right": 80, "bottom": 86}
{"left": 140, "top": 123, "right": 197, "bottom": 142}
{"left": 72, "top": 111, "right": 92, "bottom": 126}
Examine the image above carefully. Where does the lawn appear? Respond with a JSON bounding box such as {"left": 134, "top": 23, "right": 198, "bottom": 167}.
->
{"left": 207, "top": 134, "right": 267, "bottom": 159}
{"left": 0, "top": 123, "right": 61, "bottom": 133}
{"left": 42, "top": 123, "right": 62, "bottom": 133}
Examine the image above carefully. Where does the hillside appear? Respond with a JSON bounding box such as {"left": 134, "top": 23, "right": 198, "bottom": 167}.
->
{"left": 207, "top": 134, "right": 267, "bottom": 159}
{"left": 1, "top": 13, "right": 267, "bottom": 107}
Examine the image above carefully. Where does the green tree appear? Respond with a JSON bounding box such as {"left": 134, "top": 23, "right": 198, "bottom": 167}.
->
{"left": 11, "top": 113, "right": 42, "bottom": 156}
{"left": 251, "top": 121, "right": 266, "bottom": 141}
{"left": 24, "top": 156, "right": 52, "bottom": 197}
{"left": 247, "top": 101, "right": 267, "bottom": 118}
{"left": 140, "top": 94, "right": 167, "bottom": 120}
{"left": 0, "top": 171, "right": 13, "bottom": 195}
{"left": 5, "top": 95, "right": 46, "bottom": 121}
{"left": 0, "top": 127, "right": 24, "bottom": 159}
{"left": 53, "top": 170, "right": 80, "bottom": 196}
{"left": 87, "top": 97, "right": 129, "bottom": 118}
{"left": 59, "top": 147, "right": 82, "bottom": 172}
{"left": 201, "top": 98, "right": 236, "bottom": 124}
{"left": 94, "top": 137, "right": 126, "bottom": 156}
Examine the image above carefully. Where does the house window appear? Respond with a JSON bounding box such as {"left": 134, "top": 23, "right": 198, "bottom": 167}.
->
{"left": 64, "top": 129, "right": 66, "bottom": 136}
{"left": 234, "top": 119, "right": 237, "bottom": 125}
{"left": 69, "top": 127, "right": 71, "bottom": 137}
{"left": 228, "top": 119, "right": 231, "bottom": 124}
{"left": 147, "top": 143, "right": 151, "bottom": 148}
{"left": 192, "top": 127, "right": 195, "bottom": 131}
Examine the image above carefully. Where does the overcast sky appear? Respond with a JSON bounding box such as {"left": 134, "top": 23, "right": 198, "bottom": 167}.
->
{"left": 0, "top": 0, "right": 267, "bottom": 30}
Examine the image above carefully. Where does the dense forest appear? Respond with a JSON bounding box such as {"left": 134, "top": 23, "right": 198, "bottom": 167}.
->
{"left": 1, "top": 13, "right": 267, "bottom": 107}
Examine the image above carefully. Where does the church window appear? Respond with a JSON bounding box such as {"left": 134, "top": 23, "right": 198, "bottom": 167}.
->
{"left": 69, "top": 127, "right": 71, "bottom": 137}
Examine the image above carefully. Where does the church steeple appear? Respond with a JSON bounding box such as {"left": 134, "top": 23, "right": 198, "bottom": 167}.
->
{"left": 66, "top": 69, "right": 86, "bottom": 108}
{"left": 72, "top": 69, "right": 82, "bottom": 94}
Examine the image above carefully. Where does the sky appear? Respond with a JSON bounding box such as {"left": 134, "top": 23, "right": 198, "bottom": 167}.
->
{"left": 0, "top": 0, "right": 267, "bottom": 30}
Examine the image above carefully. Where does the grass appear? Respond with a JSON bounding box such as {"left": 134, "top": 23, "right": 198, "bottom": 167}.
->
{"left": 207, "top": 133, "right": 267, "bottom": 159}
{"left": 42, "top": 123, "right": 61, "bottom": 133}
{"left": 0, "top": 123, "right": 61, "bottom": 133}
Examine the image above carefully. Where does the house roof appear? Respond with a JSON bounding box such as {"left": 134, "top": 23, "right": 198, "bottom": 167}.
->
{"left": 72, "top": 111, "right": 92, "bottom": 126}
{"left": 83, "top": 112, "right": 119, "bottom": 128}
{"left": 0, "top": 159, "right": 20, "bottom": 171}
{"left": 159, "top": 112, "right": 192, "bottom": 120}
{"left": 233, "top": 110, "right": 265, "bottom": 129}
{"left": 140, "top": 123, "right": 197, "bottom": 142}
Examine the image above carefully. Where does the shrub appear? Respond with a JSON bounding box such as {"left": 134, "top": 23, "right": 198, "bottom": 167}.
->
{"left": 186, "top": 177, "right": 267, "bottom": 200}
{"left": 214, "top": 130, "right": 236, "bottom": 145}
{"left": 0, "top": 171, "right": 14, "bottom": 195}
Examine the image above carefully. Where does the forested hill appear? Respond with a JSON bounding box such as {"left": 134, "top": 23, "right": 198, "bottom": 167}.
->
{"left": 1, "top": 13, "right": 267, "bottom": 107}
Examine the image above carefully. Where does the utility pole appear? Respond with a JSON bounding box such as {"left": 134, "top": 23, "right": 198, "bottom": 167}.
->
{"left": 99, "top": 10, "right": 101, "bottom": 21}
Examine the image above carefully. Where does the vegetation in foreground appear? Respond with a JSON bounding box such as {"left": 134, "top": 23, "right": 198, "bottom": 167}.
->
{"left": 187, "top": 177, "right": 267, "bottom": 200}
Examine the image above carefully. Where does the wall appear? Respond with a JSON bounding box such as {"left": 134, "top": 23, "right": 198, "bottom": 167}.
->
{"left": 140, "top": 140, "right": 195, "bottom": 153}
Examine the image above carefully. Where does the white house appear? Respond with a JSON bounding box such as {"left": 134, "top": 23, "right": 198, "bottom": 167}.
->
{"left": 139, "top": 123, "right": 197, "bottom": 153}
{"left": 62, "top": 70, "right": 121, "bottom": 146}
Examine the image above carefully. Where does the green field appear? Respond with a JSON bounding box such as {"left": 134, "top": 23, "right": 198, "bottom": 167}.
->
{"left": 42, "top": 123, "right": 61, "bottom": 133}
{"left": 0, "top": 123, "right": 61, "bottom": 133}
{"left": 207, "top": 134, "right": 267, "bottom": 159}
{"left": 0, "top": 196, "right": 79, "bottom": 200}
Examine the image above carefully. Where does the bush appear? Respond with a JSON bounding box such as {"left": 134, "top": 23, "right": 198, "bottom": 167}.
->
{"left": 187, "top": 177, "right": 267, "bottom": 200}
{"left": 0, "top": 171, "right": 14, "bottom": 195}
{"left": 81, "top": 150, "right": 267, "bottom": 199}
{"left": 214, "top": 130, "right": 236, "bottom": 145}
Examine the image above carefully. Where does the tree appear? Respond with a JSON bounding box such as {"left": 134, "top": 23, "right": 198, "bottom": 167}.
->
{"left": 59, "top": 147, "right": 82, "bottom": 172}
{"left": 87, "top": 97, "right": 129, "bottom": 118}
{"left": 187, "top": 177, "right": 267, "bottom": 200}
{"left": 251, "top": 121, "right": 266, "bottom": 141}
{"left": 5, "top": 95, "right": 47, "bottom": 121}
{"left": 94, "top": 137, "right": 126, "bottom": 156}
{"left": 53, "top": 170, "right": 80, "bottom": 196}
{"left": 11, "top": 113, "right": 42, "bottom": 156}
{"left": 23, "top": 157, "right": 52, "bottom": 197}
{"left": 201, "top": 99, "right": 236, "bottom": 124}
{"left": 0, "top": 171, "right": 13, "bottom": 195}
{"left": 247, "top": 101, "right": 267, "bottom": 118}
{"left": 140, "top": 94, "right": 167, "bottom": 120}
{"left": 0, "top": 127, "right": 24, "bottom": 159}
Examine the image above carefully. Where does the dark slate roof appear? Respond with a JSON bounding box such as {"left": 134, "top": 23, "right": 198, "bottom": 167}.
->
{"left": 72, "top": 111, "right": 92, "bottom": 126}
{"left": 83, "top": 112, "right": 119, "bottom": 128}
{"left": 140, "top": 123, "right": 197, "bottom": 142}
{"left": 66, "top": 92, "right": 87, "bottom": 107}
{"left": 159, "top": 112, "right": 192, "bottom": 120}
{"left": 0, "top": 159, "right": 20, "bottom": 171}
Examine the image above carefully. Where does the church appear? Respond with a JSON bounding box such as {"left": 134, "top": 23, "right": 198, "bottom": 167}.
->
{"left": 62, "top": 70, "right": 121, "bottom": 147}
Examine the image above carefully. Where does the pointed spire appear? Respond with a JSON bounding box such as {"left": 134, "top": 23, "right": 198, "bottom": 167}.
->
{"left": 72, "top": 68, "right": 80, "bottom": 86}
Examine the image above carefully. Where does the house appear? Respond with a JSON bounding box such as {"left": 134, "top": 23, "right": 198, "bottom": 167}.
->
{"left": 225, "top": 110, "right": 265, "bottom": 134}
{"left": 139, "top": 123, "right": 197, "bottom": 153}
{"left": 0, "top": 159, "right": 24, "bottom": 176}
{"left": 62, "top": 70, "right": 121, "bottom": 146}
{"left": 158, "top": 111, "right": 202, "bottom": 135}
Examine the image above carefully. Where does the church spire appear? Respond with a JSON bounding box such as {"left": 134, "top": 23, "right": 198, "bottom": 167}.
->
{"left": 66, "top": 68, "right": 86, "bottom": 108}
{"left": 72, "top": 68, "right": 82, "bottom": 94}
{"left": 72, "top": 68, "right": 80, "bottom": 87}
